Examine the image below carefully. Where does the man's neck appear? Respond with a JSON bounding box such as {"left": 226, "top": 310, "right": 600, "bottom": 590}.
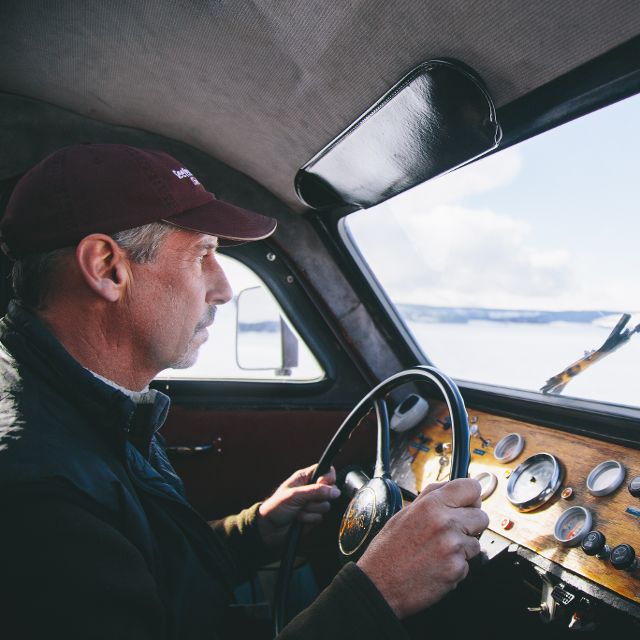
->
{"left": 38, "top": 305, "right": 155, "bottom": 392}
{"left": 88, "top": 369, "right": 158, "bottom": 405}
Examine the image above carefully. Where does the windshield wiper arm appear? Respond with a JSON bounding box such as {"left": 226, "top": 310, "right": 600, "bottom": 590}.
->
{"left": 540, "top": 313, "right": 640, "bottom": 395}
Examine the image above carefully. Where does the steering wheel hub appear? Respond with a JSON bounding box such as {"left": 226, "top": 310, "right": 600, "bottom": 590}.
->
{"left": 339, "top": 486, "right": 377, "bottom": 557}
{"left": 338, "top": 475, "right": 403, "bottom": 561}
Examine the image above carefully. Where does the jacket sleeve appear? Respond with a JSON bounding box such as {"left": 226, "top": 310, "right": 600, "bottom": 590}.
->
{"left": 212, "top": 510, "right": 409, "bottom": 639}
{"left": 278, "top": 562, "right": 409, "bottom": 640}
{"left": 0, "top": 496, "right": 165, "bottom": 640}
{"left": 211, "top": 502, "right": 277, "bottom": 582}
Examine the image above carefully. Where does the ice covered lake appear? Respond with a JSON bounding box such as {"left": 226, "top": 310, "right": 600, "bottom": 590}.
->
{"left": 158, "top": 297, "right": 640, "bottom": 410}
{"left": 409, "top": 319, "right": 640, "bottom": 409}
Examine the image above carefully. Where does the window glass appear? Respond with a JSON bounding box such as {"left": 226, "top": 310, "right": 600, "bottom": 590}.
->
{"left": 156, "top": 254, "right": 324, "bottom": 382}
{"left": 345, "top": 93, "right": 640, "bottom": 407}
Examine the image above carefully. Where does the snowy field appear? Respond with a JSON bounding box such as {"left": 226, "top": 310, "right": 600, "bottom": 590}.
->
{"left": 156, "top": 299, "right": 324, "bottom": 383}
{"left": 155, "top": 248, "right": 640, "bottom": 410}
{"left": 158, "top": 306, "right": 639, "bottom": 410}
{"left": 409, "top": 320, "right": 640, "bottom": 409}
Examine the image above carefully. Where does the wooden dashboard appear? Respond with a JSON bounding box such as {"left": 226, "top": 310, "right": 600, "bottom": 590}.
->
{"left": 390, "top": 403, "right": 640, "bottom": 606}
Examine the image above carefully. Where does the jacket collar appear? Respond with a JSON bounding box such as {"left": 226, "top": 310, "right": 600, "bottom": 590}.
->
{"left": 0, "top": 301, "right": 170, "bottom": 456}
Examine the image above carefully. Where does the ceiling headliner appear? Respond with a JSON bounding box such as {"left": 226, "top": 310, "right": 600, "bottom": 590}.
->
{"left": 1, "top": 1, "right": 639, "bottom": 211}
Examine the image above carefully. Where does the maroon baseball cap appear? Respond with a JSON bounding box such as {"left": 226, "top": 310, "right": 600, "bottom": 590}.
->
{"left": 0, "top": 143, "right": 277, "bottom": 258}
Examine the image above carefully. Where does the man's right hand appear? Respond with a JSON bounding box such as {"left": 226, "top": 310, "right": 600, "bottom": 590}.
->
{"left": 356, "top": 478, "right": 489, "bottom": 620}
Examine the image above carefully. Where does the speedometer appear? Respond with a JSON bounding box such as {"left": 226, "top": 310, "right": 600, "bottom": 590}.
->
{"left": 506, "top": 453, "right": 563, "bottom": 511}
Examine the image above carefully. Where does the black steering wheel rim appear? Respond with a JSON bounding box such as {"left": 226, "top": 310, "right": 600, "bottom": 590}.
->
{"left": 273, "top": 365, "right": 471, "bottom": 635}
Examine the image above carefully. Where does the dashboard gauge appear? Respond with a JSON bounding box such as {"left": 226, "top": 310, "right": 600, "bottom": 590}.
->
{"left": 473, "top": 471, "right": 498, "bottom": 500}
{"left": 554, "top": 506, "right": 593, "bottom": 546}
{"left": 628, "top": 476, "right": 640, "bottom": 498}
{"left": 586, "top": 460, "right": 625, "bottom": 496}
{"left": 493, "top": 433, "right": 524, "bottom": 463}
{"left": 506, "top": 453, "right": 563, "bottom": 511}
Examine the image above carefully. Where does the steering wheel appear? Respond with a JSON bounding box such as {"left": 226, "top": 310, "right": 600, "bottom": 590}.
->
{"left": 273, "top": 365, "right": 471, "bottom": 635}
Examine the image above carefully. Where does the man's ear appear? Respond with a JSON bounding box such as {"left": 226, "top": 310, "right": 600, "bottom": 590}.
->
{"left": 75, "top": 234, "right": 131, "bottom": 302}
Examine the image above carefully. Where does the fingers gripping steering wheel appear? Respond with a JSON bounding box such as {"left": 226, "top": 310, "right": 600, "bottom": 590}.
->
{"left": 273, "top": 365, "right": 471, "bottom": 635}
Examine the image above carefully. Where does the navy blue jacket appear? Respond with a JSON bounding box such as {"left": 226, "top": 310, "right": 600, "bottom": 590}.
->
{"left": 0, "top": 302, "right": 406, "bottom": 639}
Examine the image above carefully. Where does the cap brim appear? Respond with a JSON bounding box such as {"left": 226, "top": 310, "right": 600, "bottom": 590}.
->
{"left": 162, "top": 197, "right": 277, "bottom": 245}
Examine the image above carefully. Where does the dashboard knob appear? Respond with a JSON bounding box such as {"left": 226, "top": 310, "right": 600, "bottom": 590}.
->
{"left": 628, "top": 476, "right": 640, "bottom": 498}
{"left": 610, "top": 544, "right": 637, "bottom": 572}
{"left": 581, "top": 530, "right": 610, "bottom": 558}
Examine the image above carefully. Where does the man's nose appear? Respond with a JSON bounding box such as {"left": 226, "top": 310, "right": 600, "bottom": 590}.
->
{"left": 207, "top": 263, "right": 233, "bottom": 305}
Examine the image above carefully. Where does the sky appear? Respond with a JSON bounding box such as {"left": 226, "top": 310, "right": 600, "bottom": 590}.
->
{"left": 347, "top": 92, "right": 640, "bottom": 313}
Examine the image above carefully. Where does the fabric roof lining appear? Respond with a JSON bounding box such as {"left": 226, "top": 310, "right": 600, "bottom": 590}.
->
{"left": 0, "top": 0, "right": 639, "bottom": 211}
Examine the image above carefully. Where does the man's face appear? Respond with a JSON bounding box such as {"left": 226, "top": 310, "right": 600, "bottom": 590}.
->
{"left": 125, "top": 228, "right": 233, "bottom": 375}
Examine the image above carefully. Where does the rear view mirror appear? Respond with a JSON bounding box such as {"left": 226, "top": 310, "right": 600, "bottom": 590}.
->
{"left": 236, "top": 286, "right": 299, "bottom": 376}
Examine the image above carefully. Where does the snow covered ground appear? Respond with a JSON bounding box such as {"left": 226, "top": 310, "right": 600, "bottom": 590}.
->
{"left": 410, "top": 319, "right": 640, "bottom": 408}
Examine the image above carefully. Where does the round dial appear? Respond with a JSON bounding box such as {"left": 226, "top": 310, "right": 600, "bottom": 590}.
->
{"left": 473, "top": 471, "right": 498, "bottom": 500}
{"left": 586, "top": 460, "right": 625, "bottom": 496}
{"left": 629, "top": 476, "right": 640, "bottom": 498}
{"left": 493, "top": 433, "right": 524, "bottom": 463}
{"left": 506, "top": 453, "right": 563, "bottom": 511}
{"left": 553, "top": 506, "right": 592, "bottom": 546}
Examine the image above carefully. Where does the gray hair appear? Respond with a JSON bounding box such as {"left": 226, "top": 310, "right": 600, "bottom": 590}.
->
{"left": 10, "top": 221, "right": 174, "bottom": 310}
{"left": 110, "top": 221, "right": 173, "bottom": 264}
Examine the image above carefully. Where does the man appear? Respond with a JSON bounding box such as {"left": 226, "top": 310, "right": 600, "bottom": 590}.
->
{"left": 0, "top": 144, "right": 488, "bottom": 639}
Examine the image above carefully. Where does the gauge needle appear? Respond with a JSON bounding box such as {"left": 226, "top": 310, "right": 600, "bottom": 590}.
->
{"left": 567, "top": 524, "right": 581, "bottom": 539}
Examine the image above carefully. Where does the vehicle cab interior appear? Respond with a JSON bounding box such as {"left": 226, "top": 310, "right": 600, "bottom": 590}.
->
{"left": 1, "top": 2, "right": 640, "bottom": 638}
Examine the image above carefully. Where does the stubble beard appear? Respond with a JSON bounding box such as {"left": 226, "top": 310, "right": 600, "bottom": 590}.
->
{"left": 169, "top": 306, "right": 217, "bottom": 370}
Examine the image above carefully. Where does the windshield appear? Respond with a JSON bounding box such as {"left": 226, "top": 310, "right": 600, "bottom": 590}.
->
{"left": 344, "top": 92, "right": 640, "bottom": 408}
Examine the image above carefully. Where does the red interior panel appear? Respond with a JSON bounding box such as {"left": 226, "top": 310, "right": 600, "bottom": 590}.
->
{"left": 161, "top": 407, "right": 375, "bottom": 520}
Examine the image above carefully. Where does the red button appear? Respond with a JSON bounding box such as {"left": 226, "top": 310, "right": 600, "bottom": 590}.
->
{"left": 500, "top": 517, "right": 514, "bottom": 530}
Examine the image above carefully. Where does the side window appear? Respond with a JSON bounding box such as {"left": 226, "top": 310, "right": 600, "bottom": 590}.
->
{"left": 155, "top": 254, "right": 324, "bottom": 382}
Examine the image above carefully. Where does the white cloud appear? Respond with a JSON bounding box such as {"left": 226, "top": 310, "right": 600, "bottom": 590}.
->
{"left": 348, "top": 143, "right": 637, "bottom": 312}
{"left": 390, "top": 205, "right": 574, "bottom": 308}
{"left": 388, "top": 146, "right": 524, "bottom": 211}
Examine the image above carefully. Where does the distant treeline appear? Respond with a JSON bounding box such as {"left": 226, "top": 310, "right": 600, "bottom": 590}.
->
{"left": 238, "top": 321, "right": 279, "bottom": 332}
{"left": 397, "top": 305, "right": 622, "bottom": 325}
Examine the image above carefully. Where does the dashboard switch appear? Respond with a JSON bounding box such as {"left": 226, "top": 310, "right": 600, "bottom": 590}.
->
{"left": 610, "top": 544, "right": 637, "bottom": 572}
{"left": 581, "top": 530, "right": 611, "bottom": 559}
{"left": 628, "top": 475, "right": 640, "bottom": 498}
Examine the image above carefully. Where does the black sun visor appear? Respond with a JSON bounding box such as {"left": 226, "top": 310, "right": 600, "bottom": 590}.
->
{"left": 295, "top": 59, "right": 502, "bottom": 211}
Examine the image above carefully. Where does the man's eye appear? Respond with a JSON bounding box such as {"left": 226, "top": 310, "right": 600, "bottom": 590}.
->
{"left": 198, "top": 249, "right": 216, "bottom": 264}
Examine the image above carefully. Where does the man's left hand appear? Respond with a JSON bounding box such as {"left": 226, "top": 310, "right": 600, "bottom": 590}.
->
{"left": 257, "top": 464, "right": 340, "bottom": 549}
